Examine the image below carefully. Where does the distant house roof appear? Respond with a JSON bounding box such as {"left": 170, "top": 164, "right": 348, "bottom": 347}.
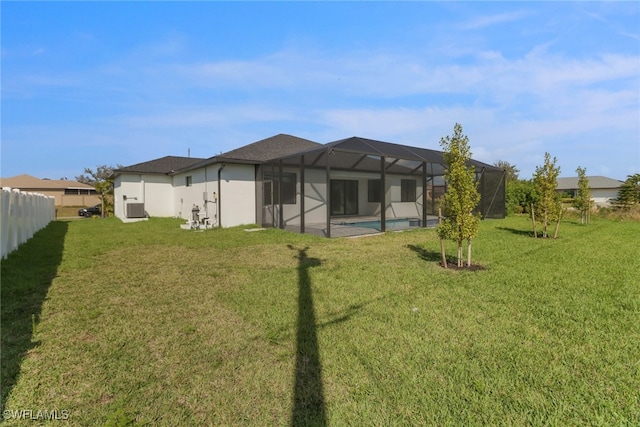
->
{"left": 115, "top": 156, "right": 206, "bottom": 175}
{"left": 556, "top": 176, "right": 623, "bottom": 190}
{"left": 0, "top": 174, "right": 94, "bottom": 190}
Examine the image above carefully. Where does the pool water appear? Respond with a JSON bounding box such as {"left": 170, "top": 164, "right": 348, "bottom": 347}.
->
{"left": 339, "top": 218, "right": 422, "bottom": 231}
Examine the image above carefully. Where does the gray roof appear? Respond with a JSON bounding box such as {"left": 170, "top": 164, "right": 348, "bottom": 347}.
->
{"left": 177, "top": 134, "right": 322, "bottom": 172}
{"left": 115, "top": 156, "right": 206, "bottom": 175}
{"left": 219, "top": 133, "right": 321, "bottom": 162}
{"left": 116, "top": 134, "right": 501, "bottom": 177}
{"left": 276, "top": 136, "right": 501, "bottom": 175}
{"left": 556, "top": 176, "right": 623, "bottom": 190}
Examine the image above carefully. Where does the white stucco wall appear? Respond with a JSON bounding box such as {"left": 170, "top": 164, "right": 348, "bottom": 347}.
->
{"left": 173, "top": 163, "right": 257, "bottom": 227}
{"left": 275, "top": 169, "right": 425, "bottom": 227}
{"left": 218, "top": 164, "right": 257, "bottom": 227}
{"left": 277, "top": 168, "right": 328, "bottom": 227}
{"left": 591, "top": 188, "right": 619, "bottom": 206}
{"left": 386, "top": 175, "right": 423, "bottom": 219}
{"left": 114, "top": 173, "right": 173, "bottom": 219}
{"left": 173, "top": 167, "right": 210, "bottom": 221}
{"left": 143, "top": 174, "right": 176, "bottom": 217}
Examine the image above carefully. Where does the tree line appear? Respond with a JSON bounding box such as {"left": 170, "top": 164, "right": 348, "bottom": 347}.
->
{"left": 435, "top": 123, "right": 638, "bottom": 269}
{"left": 498, "top": 160, "right": 639, "bottom": 221}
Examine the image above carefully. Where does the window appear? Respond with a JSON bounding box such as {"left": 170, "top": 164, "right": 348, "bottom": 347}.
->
{"left": 368, "top": 179, "right": 381, "bottom": 203}
{"left": 64, "top": 188, "right": 97, "bottom": 195}
{"left": 186, "top": 176, "right": 192, "bottom": 187}
{"left": 401, "top": 179, "right": 416, "bottom": 202}
{"left": 263, "top": 171, "right": 296, "bottom": 205}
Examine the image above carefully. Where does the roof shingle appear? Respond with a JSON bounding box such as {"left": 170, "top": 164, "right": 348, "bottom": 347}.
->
{"left": 175, "top": 134, "right": 323, "bottom": 173}
{"left": 115, "top": 156, "right": 206, "bottom": 175}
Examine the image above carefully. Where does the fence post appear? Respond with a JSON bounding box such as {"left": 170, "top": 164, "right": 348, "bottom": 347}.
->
{"left": 1, "top": 188, "right": 11, "bottom": 259}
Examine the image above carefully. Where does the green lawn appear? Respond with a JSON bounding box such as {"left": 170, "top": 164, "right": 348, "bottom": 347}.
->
{"left": 1, "top": 216, "right": 638, "bottom": 426}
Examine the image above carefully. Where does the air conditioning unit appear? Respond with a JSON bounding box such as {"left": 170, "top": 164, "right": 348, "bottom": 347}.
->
{"left": 126, "top": 203, "right": 145, "bottom": 218}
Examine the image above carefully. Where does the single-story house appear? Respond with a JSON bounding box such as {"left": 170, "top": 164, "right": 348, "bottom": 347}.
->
{"left": 114, "top": 134, "right": 505, "bottom": 237}
{"left": 0, "top": 174, "right": 100, "bottom": 207}
{"left": 556, "top": 176, "right": 623, "bottom": 207}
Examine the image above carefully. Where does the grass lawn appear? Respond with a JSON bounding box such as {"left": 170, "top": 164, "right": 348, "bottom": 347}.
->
{"left": 1, "top": 216, "right": 638, "bottom": 426}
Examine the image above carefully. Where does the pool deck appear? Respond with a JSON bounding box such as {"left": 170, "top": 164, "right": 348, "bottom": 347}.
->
{"left": 284, "top": 215, "right": 439, "bottom": 238}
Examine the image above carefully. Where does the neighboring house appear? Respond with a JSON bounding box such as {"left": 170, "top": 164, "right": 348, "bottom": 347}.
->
{"left": 556, "top": 176, "right": 623, "bottom": 207}
{"left": 114, "top": 134, "right": 505, "bottom": 237}
{"left": 0, "top": 174, "right": 100, "bottom": 207}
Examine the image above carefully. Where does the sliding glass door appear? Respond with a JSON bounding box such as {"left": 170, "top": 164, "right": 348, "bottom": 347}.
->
{"left": 330, "top": 180, "right": 358, "bottom": 216}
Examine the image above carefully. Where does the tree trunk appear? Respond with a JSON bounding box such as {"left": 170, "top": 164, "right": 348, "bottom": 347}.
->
{"left": 553, "top": 219, "right": 561, "bottom": 239}
{"left": 440, "top": 237, "right": 447, "bottom": 269}
{"left": 457, "top": 242, "right": 463, "bottom": 268}
{"left": 438, "top": 207, "right": 447, "bottom": 269}
{"left": 531, "top": 204, "right": 537, "bottom": 238}
{"left": 467, "top": 238, "right": 472, "bottom": 267}
{"left": 553, "top": 209, "right": 564, "bottom": 239}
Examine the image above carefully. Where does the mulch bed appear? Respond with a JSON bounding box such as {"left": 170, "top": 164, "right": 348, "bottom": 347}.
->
{"left": 440, "top": 261, "right": 486, "bottom": 271}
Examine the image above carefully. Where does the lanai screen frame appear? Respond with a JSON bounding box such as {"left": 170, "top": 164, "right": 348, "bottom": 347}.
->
{"left": 260, "top": 137, "right": 505, "bottom": 238}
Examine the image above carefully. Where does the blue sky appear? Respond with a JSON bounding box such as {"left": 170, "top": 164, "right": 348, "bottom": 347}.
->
{"left": 2, "top": 2, "right": 639, "bottom": 181}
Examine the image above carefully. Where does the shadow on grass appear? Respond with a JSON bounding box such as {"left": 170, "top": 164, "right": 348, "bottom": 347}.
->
{"left": 496, "top": 226, "right": 535, "bottom": 237}
{"left": 407, "top": 244, "right": 486, "bottom": 271}
{"left": 406, "top": 244, "right": 445, "bottom": 263}
{"left": 287, "top": 245, "right": 326, "bottom": 427}
{"left": 1, "top": 221, "right": 68, "bottom": 411}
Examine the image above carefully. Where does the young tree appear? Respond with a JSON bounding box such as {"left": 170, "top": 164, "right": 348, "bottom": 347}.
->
{"left": 613, "top": 173, "right": 640, "bottom": 210}
{"left": 573, "top": 166, "right": 591, "bottom": 224}
{"left": 532, "top": 153, "right": 561, "bottom": 238}
{"left": 76, "top": 165, "right": 121, "bottom": 217}
{"left": 493, "top": 160, "right": 520, "bottom": 182}
{"left": 436, "top": 123, "right": 481, "bottom": 267}
{"left": 505, "top": 179, "right": 536, "bottom": 215}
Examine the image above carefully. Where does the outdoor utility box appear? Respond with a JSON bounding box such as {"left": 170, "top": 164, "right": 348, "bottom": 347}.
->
{"left": 126, "top": 203, "right": 145, "bottom": 218}
{"left": 191, "top": 205, "right": 200, "bottom": 222}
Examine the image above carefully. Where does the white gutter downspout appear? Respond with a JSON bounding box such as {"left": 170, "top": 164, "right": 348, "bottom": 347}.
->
{"left": 217, "top": 163, "right": 226, "bottom": 228}
{"left": 140, "top": 176, "right": 145, "bottom": 205}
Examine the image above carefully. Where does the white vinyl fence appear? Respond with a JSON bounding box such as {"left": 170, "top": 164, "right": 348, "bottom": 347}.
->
{"left": 1, "top": 187, "right": 56, "bottom": 259}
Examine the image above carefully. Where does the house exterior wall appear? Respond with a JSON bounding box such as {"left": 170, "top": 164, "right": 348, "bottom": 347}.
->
{"left": 559, "top": 187, "right": 619, "bottom": 207}
{"left": 172, "top": 168, "right": 209, "bottom": 220}
{"left": 0, "top": 176, "right": 99, "bottom": 207}
{"left": 386, "top": 175, "right": 423, "bottom": 219}
{"left": 58, "top": 193, "right": 101, "bottom": 207}
{"left": 278, "top": 168, "right": 328, "bottom": 227}
{"left": 114, "top": 173, "right": 173, "bottom": 218}
{"left": 218, "top": 164, "right": 256, "bottom": 227}
{"left": 142, "top": 175, "right": 175, "bottom": 217}
{"left": 264, "top": 166, "right": 328, "bottom": 228}
{"left": 592, "top": 188, "right": 619, "bottom": 206}
{"left": 33, "top": 190, "right": 100, "bottom": 207}
{"left": 273, "top": 168, "right": 426, "bottom": 227}
{"left": 173, "top": 163, "right": 257, "bottom": 227}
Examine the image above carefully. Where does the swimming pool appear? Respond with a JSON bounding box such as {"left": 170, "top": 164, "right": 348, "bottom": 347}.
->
{"left": 338, "top": 218, "right": 422, "bottom": 231}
